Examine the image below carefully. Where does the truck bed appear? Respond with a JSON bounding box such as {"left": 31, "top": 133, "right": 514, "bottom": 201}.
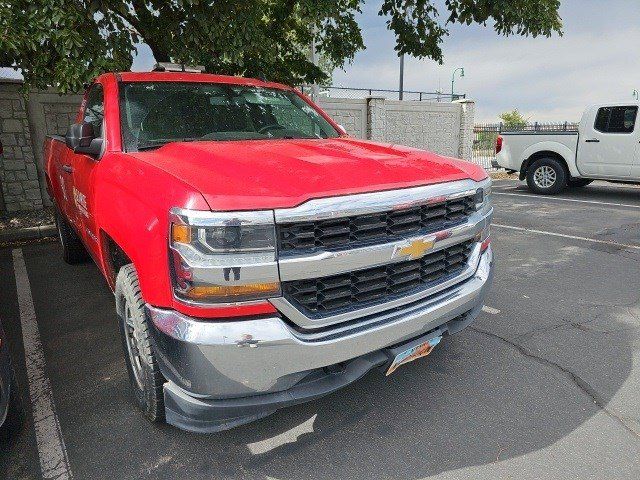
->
{"left": 496, "top": 130, "right": 579, "bottom": 173}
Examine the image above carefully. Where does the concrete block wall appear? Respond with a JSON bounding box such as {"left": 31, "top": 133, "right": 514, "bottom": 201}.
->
{"left": 384, "top": 100, "right": 461, "bottom": 158}
{"left": 0, "top": 81, "right": 42, "bottom": 212}
{"left": 26, "top": 90, "right": 83, "bottom": 206}
{"left": 0, "top": 80, "right": 81, "bottom": 213}
{"left": 456, "top": 99, "right": 476, "bottom": 161}
{"left": 317, "top": 96, "right": 475, "bottom": 161}
{"left": 367, "top": 97, "right": 386, "bottom": 141}
{"left": 316, "top": 97, "right": 368, "bottom": 139}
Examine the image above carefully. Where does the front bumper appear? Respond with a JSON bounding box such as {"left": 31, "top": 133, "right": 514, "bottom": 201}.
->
{"left": 147, "top": 246, "right": 493, "bottom": 433}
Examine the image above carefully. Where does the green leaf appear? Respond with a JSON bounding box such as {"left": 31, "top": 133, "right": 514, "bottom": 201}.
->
{"left": 0, "top": 0, "right": 561, "bottom": 92}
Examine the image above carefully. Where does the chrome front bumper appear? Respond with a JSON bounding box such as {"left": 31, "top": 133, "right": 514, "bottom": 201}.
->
{"left": 147, "top": 246, "right": 493, "bottom": 403}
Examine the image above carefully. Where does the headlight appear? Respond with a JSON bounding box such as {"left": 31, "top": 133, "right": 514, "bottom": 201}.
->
{"left": 169, "top": 208, "right": 281, "bottom": 304}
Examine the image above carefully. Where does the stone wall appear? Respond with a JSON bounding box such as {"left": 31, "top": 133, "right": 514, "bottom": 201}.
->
{"left": 0, "top": 80, "right": 81, "bottom": 212}
{"left": 456, "top": 99, "right": 476, "bottom": 161}
{"left": 385, "top": 100, "right": 461, "bottom": 157}
{"left": 26, "top": 90, "right": 83, "bottom": 205}
{"left": 316, "top": 98, "right": 368, "bottom": 139}
{"left": 317, "top": 96, "right": 475, "bottom": 160}
{"left": 0, "top": 79, "right": 475, "bottom": 213}
{"left": 0, "top": 81, "right": 41, "bottom": 212}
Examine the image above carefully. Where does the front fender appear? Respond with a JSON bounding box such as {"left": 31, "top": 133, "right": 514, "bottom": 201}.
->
{"left": 93, "top": 153, "right": 209, "bottom": 307}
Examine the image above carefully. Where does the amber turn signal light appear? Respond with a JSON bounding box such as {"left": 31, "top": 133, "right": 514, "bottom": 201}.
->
{"left": 184, "top": 283, "right": 281, "bottom": 300}
{"left": 171, "top": 224, "right": 191, "bottom": 244}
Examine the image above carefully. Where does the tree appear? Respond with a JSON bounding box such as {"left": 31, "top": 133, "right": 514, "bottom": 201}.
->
{"left": 0, "top": 1, "right": 563, "bottom": 92}
{"left": 499, "top": 109, "right": 529, "bottom": 128}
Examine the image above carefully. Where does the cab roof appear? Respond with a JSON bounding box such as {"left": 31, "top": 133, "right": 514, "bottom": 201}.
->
{"left": 586, "top": 101, "right": 640, "bottom": 109}
{"left": 110, "top": 71, "right": 292, "bottom": 91}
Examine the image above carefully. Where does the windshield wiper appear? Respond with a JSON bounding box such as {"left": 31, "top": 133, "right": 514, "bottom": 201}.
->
{"left": 136, "top": 138, "right": 200, "bottom": 151}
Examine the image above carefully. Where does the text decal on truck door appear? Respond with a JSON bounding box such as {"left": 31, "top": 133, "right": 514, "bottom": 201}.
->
{"left": 73, "top": 187, "right": 89, "bottom": 218}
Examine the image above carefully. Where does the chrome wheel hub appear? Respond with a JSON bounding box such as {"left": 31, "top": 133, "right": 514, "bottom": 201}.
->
{"left": 533, "top": 165, "right": 556, "bottom": 189}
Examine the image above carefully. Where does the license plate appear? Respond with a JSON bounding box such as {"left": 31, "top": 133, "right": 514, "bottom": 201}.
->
{"left": 386, "top": 335, "right": 442, "bottom": 376}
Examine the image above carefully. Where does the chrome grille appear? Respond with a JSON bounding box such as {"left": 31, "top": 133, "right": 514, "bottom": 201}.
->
{"left": 277, "top": 195, "right": 476, "bottom": 252}
{"left": 282, "top": 240, "right": 474, "bottom": 316}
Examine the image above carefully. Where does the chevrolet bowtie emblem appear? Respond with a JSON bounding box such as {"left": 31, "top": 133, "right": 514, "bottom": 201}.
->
{"left": 395, "top": 238, "right": 436, "bottom": 260}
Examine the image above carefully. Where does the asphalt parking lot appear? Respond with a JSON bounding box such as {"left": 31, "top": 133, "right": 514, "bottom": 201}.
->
{"left": 1, "top": 179, "right": 640, "bottom": 480}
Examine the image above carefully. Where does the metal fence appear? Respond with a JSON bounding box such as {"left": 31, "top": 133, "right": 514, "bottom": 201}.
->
{"left": 299, "top": 85, "right": 465, "bottom": 102}
{"left": 472, "top": 122, "right": 578, "bottom": 170}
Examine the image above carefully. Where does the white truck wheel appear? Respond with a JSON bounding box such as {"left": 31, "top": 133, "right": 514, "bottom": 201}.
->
{"left": 526, "top": 158, "right": 567, "bottom": 195}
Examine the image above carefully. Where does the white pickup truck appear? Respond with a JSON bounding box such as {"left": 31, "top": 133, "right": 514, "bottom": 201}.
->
{"left": 494, "top": 102, "right": 640, "bottom": 194}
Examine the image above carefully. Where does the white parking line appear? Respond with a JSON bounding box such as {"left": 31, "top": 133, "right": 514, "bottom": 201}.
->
{"left": 493, "top": 224, "right": 640, "bottom": 251}
{"left": 493, "top": 191, "right": 640, "bottom": 209}
{"left": 491, "top": 185, "right": 521, "bottom": 191}
{"left": 12, "top": 249, "right": 73, "bottom": 480}
{"left": 482, "top": 306, "right": 501, "bottom": 315}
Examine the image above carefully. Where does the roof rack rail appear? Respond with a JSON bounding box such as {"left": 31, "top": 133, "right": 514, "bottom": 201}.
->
{"left": 152, "top": 63, "right": 205, "bottom": 73}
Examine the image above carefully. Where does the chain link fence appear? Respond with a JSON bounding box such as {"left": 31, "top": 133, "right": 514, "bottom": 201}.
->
{"left": 299, "top": 85, "right": 465, "bottom": 102}
{"left": 473, "top": 122, "right": 578, "bottom": 170}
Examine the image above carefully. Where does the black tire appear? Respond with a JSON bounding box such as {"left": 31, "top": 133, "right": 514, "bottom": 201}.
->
{"left": 1, "top": 366, "right": 24, "bottom": 436}
{"left": 526, "top": 157, "right": 568, "bottom": 195}
{"left": 55, "top": 208, "right": 88, "bottom": 264}
{"left": 115, "top": 264, "right": 165, "bottom": 423}
{"left": 568, "top": 178, "right": 594, "bottom": 188}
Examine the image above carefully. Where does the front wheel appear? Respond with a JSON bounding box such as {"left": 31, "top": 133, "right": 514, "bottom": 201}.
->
{"left": 526, "top": 157, "right": 568, "bottom": 195}
{"left": 115, "top": 264, "right": 165, "bottom": 423}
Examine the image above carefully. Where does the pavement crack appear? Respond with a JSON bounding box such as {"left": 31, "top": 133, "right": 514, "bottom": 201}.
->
{"left": 470, "top": 326, "right": 640, "bottom": 440}
{"left": 515, "top": 315, "right": 632, "bottom": 342}
{"left": 515, "top": 321, "right": 567, "bottom": 342}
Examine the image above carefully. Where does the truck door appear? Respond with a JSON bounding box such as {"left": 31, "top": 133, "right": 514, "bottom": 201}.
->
{"left": 53, "top": 143, "right": 77, "bottom": 223}
{"left": 68, "top": 83, "right": 105, "bottom": 259}
{"left": 632, "top": 128, "right": 640, "bottom": 179}
{"left": 577, "top": 105, "right": 638, "bottom": 177}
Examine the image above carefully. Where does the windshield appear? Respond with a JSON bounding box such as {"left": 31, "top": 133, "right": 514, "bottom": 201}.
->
{"left": 119, "top": 82, "right": 339, "bottom": 151}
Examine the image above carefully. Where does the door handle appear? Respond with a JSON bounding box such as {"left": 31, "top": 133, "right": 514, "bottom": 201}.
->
{"left": 61, "top": 164, "right": 74, "bottom": 173}
{"left": 585, "top": 139, "right": 600, "bottom": 143}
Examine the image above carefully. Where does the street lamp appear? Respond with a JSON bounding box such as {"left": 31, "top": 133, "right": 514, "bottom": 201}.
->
{"left": 451, "top": 67, "right": 465, "bottom": 100}
{"left": 399, "top": 54, "right": 405, "bottom": 100}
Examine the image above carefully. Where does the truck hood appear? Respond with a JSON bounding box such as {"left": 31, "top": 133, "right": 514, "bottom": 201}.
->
{"left": 130, "top": 138, "right": 486, "bottom": 211}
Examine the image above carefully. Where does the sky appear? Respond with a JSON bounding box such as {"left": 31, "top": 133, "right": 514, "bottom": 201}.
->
{"left": 329, "top": 0, "right": 640, "bottom": 122}
{"left": 3, "top": 0, "right": 639, "bottom": 122}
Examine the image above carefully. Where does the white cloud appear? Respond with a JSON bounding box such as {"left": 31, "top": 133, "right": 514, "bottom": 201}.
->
{"left": 333, "top": 0, "right": 640, "bottom": 122}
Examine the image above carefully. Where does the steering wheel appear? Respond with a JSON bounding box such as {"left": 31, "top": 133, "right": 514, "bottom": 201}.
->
{"left": 257, "top": 124, "right": 286, "bottom": 134}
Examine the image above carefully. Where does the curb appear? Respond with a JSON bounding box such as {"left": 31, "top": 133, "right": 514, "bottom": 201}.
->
{"left": 0, "top": 224, "right": 57, "bottom": 243}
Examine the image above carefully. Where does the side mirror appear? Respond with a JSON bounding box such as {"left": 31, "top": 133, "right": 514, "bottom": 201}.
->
{"left": 65, "top": 122, "right": 103, "bottom": 157}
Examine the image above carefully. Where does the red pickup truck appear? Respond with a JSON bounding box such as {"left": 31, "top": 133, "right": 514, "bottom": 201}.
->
{"left": 45, "top": 67, "right": 494, "bottom": 433}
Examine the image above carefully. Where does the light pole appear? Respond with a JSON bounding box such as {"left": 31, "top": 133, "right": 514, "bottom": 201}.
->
{"left": 399, "top": 54, "right": 405, "bottom": 100}
{"left": 451, "top": 67, "right": 465, "bottom": 100}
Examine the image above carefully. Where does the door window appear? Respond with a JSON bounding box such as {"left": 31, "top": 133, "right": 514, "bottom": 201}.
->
{"left": 83, "top": 84, "right": 104, "bottom": 137}
{"left": 594, "top": 106, "right": 638, "bottom": 133}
